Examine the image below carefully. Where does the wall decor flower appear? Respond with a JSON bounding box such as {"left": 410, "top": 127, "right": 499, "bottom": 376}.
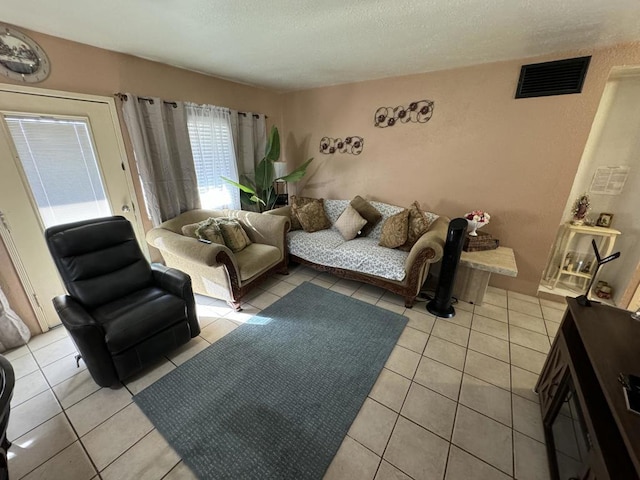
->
{"left": 374, "top": 100, "right": 434, "bottom": 128}
{"left": 319, "top": 136, "right": 364, "bottom": 155}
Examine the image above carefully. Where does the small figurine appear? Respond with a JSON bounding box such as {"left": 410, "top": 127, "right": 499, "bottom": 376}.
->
{"left": 571, "top": 194, "right": 590, "bottom": 225}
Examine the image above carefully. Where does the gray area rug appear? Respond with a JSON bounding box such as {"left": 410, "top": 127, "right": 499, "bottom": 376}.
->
{"left": 133, "top": 281, "right": 407, "bottom": 479}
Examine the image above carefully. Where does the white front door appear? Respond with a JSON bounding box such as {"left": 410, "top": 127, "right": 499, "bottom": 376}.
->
{"left": 0, "top": 86, "right": 145, "bottom": 330}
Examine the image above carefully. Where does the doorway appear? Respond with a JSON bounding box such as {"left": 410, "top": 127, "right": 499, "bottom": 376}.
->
{"left": 0, "top": 86, "right": 145, "bottom": 330}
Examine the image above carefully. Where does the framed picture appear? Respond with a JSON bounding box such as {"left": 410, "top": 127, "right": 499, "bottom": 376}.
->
{"left": 596, "top": 212, "right": 613, "bottom": 228}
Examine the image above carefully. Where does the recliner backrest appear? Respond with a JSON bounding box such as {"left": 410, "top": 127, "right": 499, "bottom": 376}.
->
{"left": 46, "top": 216, "right": 153, "bottom": 309}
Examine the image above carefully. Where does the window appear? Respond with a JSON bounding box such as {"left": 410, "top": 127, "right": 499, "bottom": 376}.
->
{"left": 185, "top": 105, "right": 240, "bottom": 210}
{"left": 4, "top": 115, "right": 111, "bottom": 228}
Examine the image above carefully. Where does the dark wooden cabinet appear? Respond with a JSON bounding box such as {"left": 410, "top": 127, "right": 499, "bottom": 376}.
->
{"left": 536, "top": 299, "right": 640, "bottom": 480}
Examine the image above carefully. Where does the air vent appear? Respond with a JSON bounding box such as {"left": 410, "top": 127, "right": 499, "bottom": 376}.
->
{"left": 515, "top": 56, "right": 591, "bottom": 99}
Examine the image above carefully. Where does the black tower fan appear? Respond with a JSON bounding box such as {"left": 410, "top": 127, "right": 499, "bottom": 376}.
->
{"left": 427, "top": 218, "right": 468, "bottom": 318}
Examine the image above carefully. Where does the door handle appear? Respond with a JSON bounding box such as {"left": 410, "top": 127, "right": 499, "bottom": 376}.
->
{"left": 121, "top": 205, "right": 131, "bottom": 213}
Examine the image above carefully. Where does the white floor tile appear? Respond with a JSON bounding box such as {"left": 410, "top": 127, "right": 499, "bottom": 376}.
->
{"left": 445, "top": 445, "right": 511, "bottom": 480}
{"left": 22, "top": 441, "right": 96, "bottom": 480}
{"left": 100, "top": 429, "right": 181, "bottom": 480}
{"left": 324, "top": 435, "right": 380, "bottom": 480}
{"left": 414, "top": 357, "right": 462, "bottom": 401}
{"left": 8, "top": 414, "right": 77, "bottom": 480}
{"left": 401, "top": 382, "right": 457, "bottom": 439}
{"left": 27, "top": 327, "right": 68, "bottom": 352}
{"left": 66, "top": 387, "right": 132, "bottom": 437}
{"left": 384, "top": 416, "right": 449, "bottom": 480}
{"left": 167, "top": 336, "right": 210, "bottom": 366}
{"left": 8, "top": 390, "right": 62, "bottom": 440}
{"left": 52, "top": 369, "right": 102, "bottom": 409}
{"left": 11, "top": 370, "right": 49, "bottom": 407}
{"left": 41, "top": 353, "right": 87, "bottom": 387}
{"left": 348, "top": 398, "right": 397, "bottom": 455}
{"left": 369, "top": 368, "right": 411, "bottom": 413}
{"left": 200, "top": 318, "right": 239, "bottom": 344}
{"left": 396, "top": 327, "right": 429, "bottom": 354}
{"left": 459, "top": 374, "right": 512, "bottom": 427}
{"left": 82, "top": 403, "right": 154, "bottom": 471}
{"left": 32, "top": 337, "right": 77, "bottom": 368}
{"left": 124, "top": 359, "right": 175, "bottom": 395}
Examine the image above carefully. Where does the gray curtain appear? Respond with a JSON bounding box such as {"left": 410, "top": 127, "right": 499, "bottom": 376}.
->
{"left": 229, "top": 111, "right": 267, "bottom": 181}
{"left": 121, "top": 94, "right": 200, "bottom": 226}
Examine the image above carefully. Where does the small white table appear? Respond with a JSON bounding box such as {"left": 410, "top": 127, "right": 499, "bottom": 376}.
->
{"left": 551, "top": 223, "right": 621, "bottom": 291}
{"left": 453, "top": 247, "right": 518, "bottom": 305}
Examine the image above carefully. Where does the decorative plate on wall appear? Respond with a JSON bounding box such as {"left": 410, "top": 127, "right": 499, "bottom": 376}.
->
{"left": 0, "top": 25, "right": 50, "bottom": 83}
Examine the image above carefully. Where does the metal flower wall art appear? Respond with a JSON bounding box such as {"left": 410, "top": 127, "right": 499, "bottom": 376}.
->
{"left": 319, "top": 136, "right": 364, "bottom": 155}
{"left": 374, "top": 100, "right": 434, "bottom": 128}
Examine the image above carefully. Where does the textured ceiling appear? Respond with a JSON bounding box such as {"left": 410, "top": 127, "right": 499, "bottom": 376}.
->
{"left": 3, "top": 0, "right": 640, "bottom": 91}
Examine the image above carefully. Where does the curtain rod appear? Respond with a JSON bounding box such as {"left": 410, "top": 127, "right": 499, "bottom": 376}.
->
{"left": 114, "top": 93, "right": 266, "bottom": 118}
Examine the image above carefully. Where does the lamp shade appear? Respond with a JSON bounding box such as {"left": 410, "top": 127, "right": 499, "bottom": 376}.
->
{"left": 273, "top": 162, "right": 288, "bottom": 180}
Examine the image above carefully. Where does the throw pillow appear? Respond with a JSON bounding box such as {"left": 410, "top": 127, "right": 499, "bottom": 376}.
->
{"left": 181, "top": 222, "right": 199, "bottom": 238}
{"left": 335, "top": 205, "right": 367, "bottom": 240}
{"left": 350, "top": 195, "right": 382, "bottom": 237}
{"left": 378, "top": 209, "right": 410, "bottom": 249}
{"left": 290, "top": 195, "right": 318, "bottom": 231}
{"left": 296, "top": 200, "right": 332, "bottom": 233}
{"left": 194, "top": 218, "right": 225, "bottom": 245}
{"left": 215, "top": 218, "right": 252, "bottom": 253}
{"left": 399, "top": 201, "right": 431, "bottom": 251}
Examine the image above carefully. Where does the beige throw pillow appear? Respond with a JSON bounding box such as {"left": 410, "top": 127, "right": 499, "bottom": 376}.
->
{"left": 350, "top": 195, "right": 382, "bottom": 237}
{"left": 379, "top": 210, "right": 410, "bottom": 248}
{"left": 399, "top": 201, "right": 431, "bottom": 251}
{"left": 335, "top": 205, "right": 367, "bottom": 240}
{"left": 194, "top": 218, "right": 225, "bottom": 245}
{"left": 290, "top": 195, "right": 319, "bottom": 231}
{"left": 215, "top": 218, "right": 252, "bottom": 252}
{"left": 296, "top": 200, "right": 332, "bottom": 233}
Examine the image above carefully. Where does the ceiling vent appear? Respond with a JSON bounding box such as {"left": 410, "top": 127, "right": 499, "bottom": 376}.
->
{"left": 515, "top": 56, "right": 591, "bottom": 99}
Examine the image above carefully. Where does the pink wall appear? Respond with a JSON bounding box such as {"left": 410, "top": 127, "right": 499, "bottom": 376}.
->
{"left": 0, "top": 29, "right": 282, "bottom": 333}
{"left": 280, "top": 43, "right": 640, "bottom": 295}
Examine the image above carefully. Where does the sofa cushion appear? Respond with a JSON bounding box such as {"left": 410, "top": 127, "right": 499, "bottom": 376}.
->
{"left": 350, "top": 196, "right": 383, "bottom": 237}
{"left": 290, "top": 196, "right": 319, "bottom": 231}
{"left": 368, "top": 202, "right": 406, "bottom": 240}
{"left": 94, "top": 287, "right": 187, "bottom": 355}
{"left": 296, "top": 200, "right": 332, "bottom": 233}
{"left": 216, "top": 218, "right": 252, "bottom": 252}
{"left": 379, "top": 210, "right": 409, "bottom": 248}
{"left": 288, "top": 231, "right": 408, "bottom": 281}
{"left": 399, "top": 201, "right": 431, "bottom": 251}
{"left": 194, "top": 218, "right": 226, "bottom": 245}
{"left": 235, "top": 243, "right": 282, "bottom": 281}
{"left": 335, "top": 205, "right": 367, "bottom": 240}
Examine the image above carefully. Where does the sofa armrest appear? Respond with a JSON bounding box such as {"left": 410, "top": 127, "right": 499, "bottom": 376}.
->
{"left": 235, "top": 211, "right": 290, "bottom": 251}
{"left": 405, "top": 216, "right": 449, "bottom": 271}
{"left": 265, "top": 206, "right": 291, "bottom": 219}
{"left": 150, "top": 264, "right": 200, "bottom": 338}
{"left": 146, "top": 228, "right": 237, "bottom": 270}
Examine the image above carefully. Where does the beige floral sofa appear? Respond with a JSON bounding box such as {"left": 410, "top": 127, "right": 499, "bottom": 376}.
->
{"left": 268, "top": 199, "right": 448, "bottom": 307}
{"left": 146, "top": 209, "right": 290, "bottom": 310}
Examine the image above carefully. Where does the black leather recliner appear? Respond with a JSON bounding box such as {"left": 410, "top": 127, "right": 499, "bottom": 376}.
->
{"left": 45, "top": 216, "right": 200, "bottom": 387}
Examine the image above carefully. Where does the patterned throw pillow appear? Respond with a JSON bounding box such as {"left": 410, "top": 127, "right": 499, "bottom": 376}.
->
{"left": 181, "top": 222, "right": 199, "bottom": 238}
{"left": 378, "top": 209, "right": 410, "bottom": 248}
{"left": 215, "top": 218, "right": 252, "bottom": 252}
{"left": 194, "top": 218, "right": 225, "bottom": 245}
{"left": 399, "top": 201, "right": 431, "bottom": 251}
{"left": 350, "top": 195, "right": 382, "bottom": 237}
{"left": 290, "top": 195, "right": 319, "bottom": 231}
{"left": 335, "top": 205, "right": 367, "bottom": 240}
{"left": 296, "top": 200, "right": 332, "bottom": 233}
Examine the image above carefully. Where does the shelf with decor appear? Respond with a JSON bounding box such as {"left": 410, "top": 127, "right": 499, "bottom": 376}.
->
{"left": 550, "top": 223, "right": 621, "bottom": 294}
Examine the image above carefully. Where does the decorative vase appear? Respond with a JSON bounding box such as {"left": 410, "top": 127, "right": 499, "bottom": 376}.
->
{"left": 466, "top": 220, "right": 487, "bottom": 236}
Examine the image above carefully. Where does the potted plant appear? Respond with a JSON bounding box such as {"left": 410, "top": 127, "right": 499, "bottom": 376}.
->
{"left": 222, "top": 126, "right": 312, "bottom": 212}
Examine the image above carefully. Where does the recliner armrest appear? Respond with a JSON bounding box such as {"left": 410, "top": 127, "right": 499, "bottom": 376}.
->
{"left": 151, "top": 264, "right": 200, "bottom": 337}
{"left": 52, "top": 295, "right": 119, "bottom": 387}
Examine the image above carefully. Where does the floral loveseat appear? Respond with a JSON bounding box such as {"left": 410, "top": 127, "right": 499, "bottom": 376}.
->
{"left": 268, "top": 199, "right": 448, "bottom": 307}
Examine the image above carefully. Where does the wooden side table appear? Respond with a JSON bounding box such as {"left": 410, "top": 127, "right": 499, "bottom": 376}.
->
{"left": 453, "top": 246, "right": 518, "bottom": 305}
{"left": 551, "top": 223, "right": 621, "bottom": 292}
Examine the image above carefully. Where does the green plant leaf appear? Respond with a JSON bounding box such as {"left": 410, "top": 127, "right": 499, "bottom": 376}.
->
{"left": 264, "top": 126, "right": 280, "bottom": 162}
{"left": 250, "top": 195, "right": 266, "bottom": 206}
{"left": 254, "top": 158, "right": 274, "bottom": 194}
{"left": 279, "top": 158, "right": 313, "bottom": 183}
{"left": 220, "top": 176, "right": 256, "bottom": 195}
{"left": 240, "top": 173, "right": 256, "bottom": 190}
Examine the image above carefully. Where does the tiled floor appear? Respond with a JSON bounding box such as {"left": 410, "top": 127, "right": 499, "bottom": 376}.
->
{"left": 4, "top": 264, "right": 565, "bottom": 479}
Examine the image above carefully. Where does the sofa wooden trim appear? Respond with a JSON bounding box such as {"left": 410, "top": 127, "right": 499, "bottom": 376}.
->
{"left": 268, "top": 205, "right": 448, "bottom": 308}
